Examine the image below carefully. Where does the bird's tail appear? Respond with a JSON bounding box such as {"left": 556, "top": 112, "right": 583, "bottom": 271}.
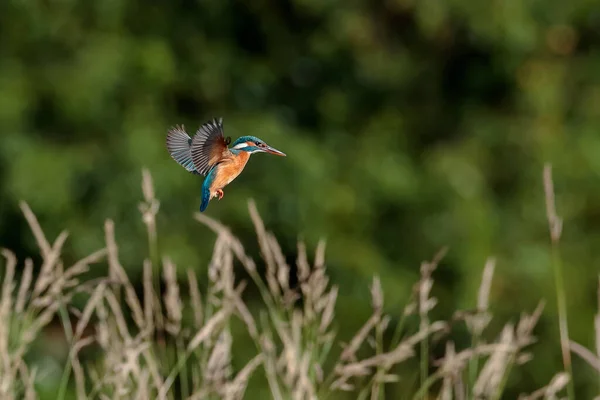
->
{"left": 199, "top": 184, "right": 211, "bottom": 212}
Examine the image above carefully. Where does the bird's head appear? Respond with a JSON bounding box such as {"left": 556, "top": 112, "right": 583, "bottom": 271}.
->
{"left": 230, "top": 136, "right": 286, "bottom": 157}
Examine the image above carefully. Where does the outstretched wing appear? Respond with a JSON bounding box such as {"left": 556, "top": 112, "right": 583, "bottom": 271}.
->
{"left": 166, "top": 125, "right": 200, "bottom": 174}
{"left": 190, "top": 118, "right": 231, "bottom": 176}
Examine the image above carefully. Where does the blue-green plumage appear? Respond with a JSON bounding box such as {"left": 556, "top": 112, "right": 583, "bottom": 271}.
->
{"left": 231, "top": 136, "right": 262, "bottom": 147}
{"left": 230, "top": 136, "right": 267, "bottom": 155}
{"left": 200, "top": 166, "right": 217, "bottom": 212}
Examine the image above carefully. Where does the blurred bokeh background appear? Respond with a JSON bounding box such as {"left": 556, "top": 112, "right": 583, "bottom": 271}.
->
{"left": 2, "top": 0, "right": 600, "bottom": 398}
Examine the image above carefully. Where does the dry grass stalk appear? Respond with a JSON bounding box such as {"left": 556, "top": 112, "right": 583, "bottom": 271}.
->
{"left": 0, "top": 249, "right": 17, "bottom": 392}
{"left": 187, "top": 305, "right": 234, "bottom": 352}
{"left": 0, "top": 169, "right": 562, "bottom": 399}
{"left": 466, "top": 257, "right": 495, "bottom": 336}
{"left": 104, "top": 220, "right": 145, "bottom": 329}
{"left": 0, "top": 203, "right": 106, "bottom": 399}
{"left": 437, "top": 342, "right": 467, "bottom": 400}
{"left": 543, "top": 163, "right": 574, "bottom": 400}
{"left": 15, "top": 258, "right": 33, "bottom": 314}
{"left": 415, "top": 248, "right": 447, "bottom": 398}
{"left": 230, "top": 282, "right": 259, "bottom": 339}
{"left": 139, "top": 167, "right": 160, "bottom": 266}
{"left": 162, "top": 257, "right": 182, "bottom": 336}
{"left": 20, "top": 362, "right": 37, "bottom": 400}
{"left": 31, "top": 230, "right": 69, "bottom": 299}
{"left": 222, "top": 354, "right": 264, "bottom": 400}
{"left": 439, "top": 342, "right": 457, "bottom": 400}
{"left": 340, "top": 314, "right": 380, "bottom": 363}
{"left": 518, "top": 372, "right": 569, "bottom": 400}
{"left": 71, "top": 336, "right": 95, "bottom": 398}
{"left": 194, "top": 212, "right": 257, "bottom": 275}
{"left": 570, "top": 341, "right": 600, "bottom": 372}
{"left": 18, "top": 201, "right": 52, "bottom": 257}
{"left": 571, "top": 277, "right": 600, "bottom": 380}
{"left": 142, "top": 259, "right": 156, "bottom": 332}
{"left": 204, "top": 330, "right": 233, "bottom": 394}
{"left": 187, "top": 268, "right": 204, "bottom": 329}
{"left": 472, "top": 301, "right": 545, "bottom": 398}
{"left": 334, "top": 321, "right": 447, "bottom": 386}
{"left": 248, "top": 200, "right": 281, "bottom": 299}
{"left": 195, "top": 200, "right": 340, "bottom": 399}
{"left": 543, "top": 164, "right": 563, "bottom": 245}
{"left": 473, "top": 324, "right": 516, "bottom": 396}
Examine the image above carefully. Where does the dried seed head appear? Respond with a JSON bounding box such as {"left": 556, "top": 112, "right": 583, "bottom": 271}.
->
{"left": 370, "top": 276, "right": 383, "bottom": 313}
{"left": 162, "top": 257, "right": 182, "bottom": 335}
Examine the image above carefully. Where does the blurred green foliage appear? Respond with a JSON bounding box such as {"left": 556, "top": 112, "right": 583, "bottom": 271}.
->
{"left": 2, "top": 0, "right": 600, "bottom": 397}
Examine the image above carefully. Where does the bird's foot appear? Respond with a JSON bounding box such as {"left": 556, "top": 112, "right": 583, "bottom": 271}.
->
{"left": 216, "top": 189, "right": 224, "bottom": 200}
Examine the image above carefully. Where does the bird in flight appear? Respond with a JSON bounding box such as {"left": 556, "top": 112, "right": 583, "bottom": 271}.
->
{"left": 166, "top": 118, "right": 286, "bottom": 212}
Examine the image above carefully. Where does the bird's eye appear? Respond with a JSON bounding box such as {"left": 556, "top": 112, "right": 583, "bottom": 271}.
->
{"left": 225, "top": 136, "right": 231, "bottom": 145}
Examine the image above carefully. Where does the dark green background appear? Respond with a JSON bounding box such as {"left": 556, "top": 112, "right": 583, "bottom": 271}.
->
{"left": 2, "top": 0, "right": 600, "bottom": 397}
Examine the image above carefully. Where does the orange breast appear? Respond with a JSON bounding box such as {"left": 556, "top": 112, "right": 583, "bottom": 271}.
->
{"left": 209, "top": 152, "right": 250, "bottom": 194}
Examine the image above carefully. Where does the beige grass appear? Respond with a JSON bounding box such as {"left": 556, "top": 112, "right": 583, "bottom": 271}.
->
{"left": 0, "top": 168, "right": 573, "bottom": 399}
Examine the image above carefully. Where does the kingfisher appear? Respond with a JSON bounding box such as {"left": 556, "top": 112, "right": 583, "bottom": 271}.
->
{"left": 166, "top": 118, "right": 286, "bottom": 212}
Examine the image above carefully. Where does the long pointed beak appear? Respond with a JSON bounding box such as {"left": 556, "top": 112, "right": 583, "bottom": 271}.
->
{"left": 264, "top": 145, "right": 286, "bottom": 156}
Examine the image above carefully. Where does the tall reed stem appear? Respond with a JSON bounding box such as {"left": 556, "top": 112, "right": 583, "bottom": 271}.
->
{"left": 543, "top": 164, "right": 575, "bottom": 400}
{"left": 56, "top": 304, "right": 73, "bottom": 400}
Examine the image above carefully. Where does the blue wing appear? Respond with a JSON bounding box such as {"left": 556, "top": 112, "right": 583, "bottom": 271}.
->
{"left": 199, "top": 165, "right": 217, "bottom": 212}
{"left": 166, "top": 125, "right": 200, "bottom": 175}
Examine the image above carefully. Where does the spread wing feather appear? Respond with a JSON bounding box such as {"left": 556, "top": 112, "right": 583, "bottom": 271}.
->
{"left": 191, "top": 118, "right": 231, "bottom": 176}
{"left": 166, "top": 125, "right": 200, "bottom": 175}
